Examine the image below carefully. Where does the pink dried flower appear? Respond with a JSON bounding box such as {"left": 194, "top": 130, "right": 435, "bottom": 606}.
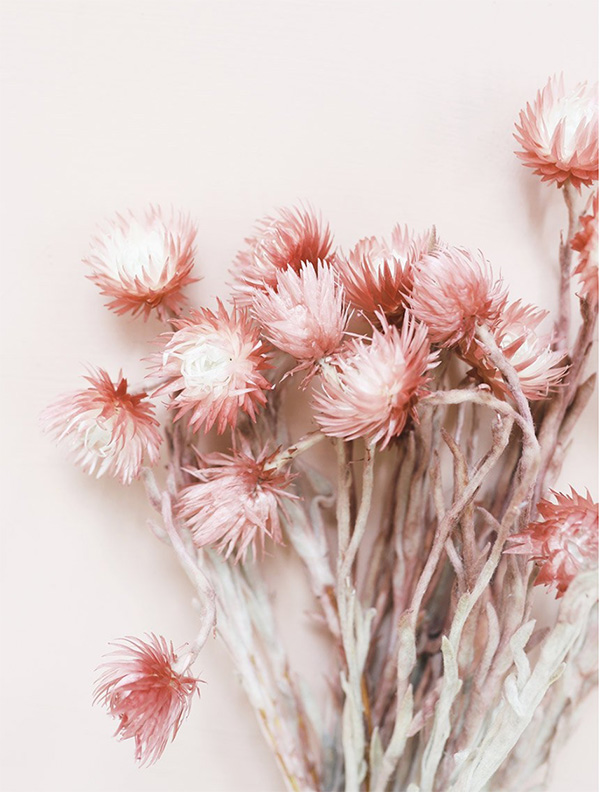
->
{"left": 231, "top": 206, "right": 333, "bottom": 307}
{"left": 312, "top": 315, "right": 437, "bottom": 448}
{"left": 505, "top": 489, "right": 599, "bottom": 597}
{"left": 178, "top": 447, "right": 296, "bottom": 561}
{"left": 41, "top": 369, "right": 161, "bottom": 485}
{"left": 409, "top": 246, "right": 507, "bottom": 347}
{"left": 571, "top": 191, "right": 599, "bottom": 305}
{"left": 150, "top": 302, "right": 271, "bottom": 434}
{"left": 467, "top": 301, "right": 566, "bottom": 400}
{"left": 334, "top": 226, "right": 431, "bottom": 320}
{"left": 85, "top": 207, "right": 198, "bottom": 320}
{"left": 94, "top": 634, "right": 201, "bottom": 765}
{"left": 252, "top": 261, "right": 349, "bottom": 369}
{"left": 514, "top": 76, "right": 598, "bottom": 190}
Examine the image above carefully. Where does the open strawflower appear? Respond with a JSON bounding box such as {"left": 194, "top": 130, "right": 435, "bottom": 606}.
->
{"left": 44, "top": 76, "right": 598, "bottom": 790}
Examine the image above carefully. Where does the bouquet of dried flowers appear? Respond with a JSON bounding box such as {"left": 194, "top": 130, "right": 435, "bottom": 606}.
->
{"left": 44, "top": 76, "right": 598, "bottom": 791}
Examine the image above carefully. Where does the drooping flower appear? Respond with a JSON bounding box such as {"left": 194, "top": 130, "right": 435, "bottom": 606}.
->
{"left": 571, "top": 191, "right": 599, "bottom": 305}
{"left": 334, "top": 225, "right": 431, "bottom": 320}
{"left": 514, "top": 76, "right": 599, "bottom": 190}
{"left": 150, "top": 302, "right": 271, "bottom": 434}
{"left": 251, "top": 261, "right": 349, "bottom": 372}
{"left": 94, "top": 634, "right": 201, "bottom": 765}
{"left": 178, "top": 446, "right": 296, "bottom": 561}
{"left": 230, "top": 206, "right": 333, "bottom": 306}
{"left": 312, "top": 315, "right": 437, "bottom": 448}
{"left": 505, "top": 489, "right": 598, "bottom": 597}
{"left": 466, "top": 301, "right": 566, "bottom": 400}
{"left": 409, "top": 246, "right": 507, "bottom": 347}
{"left": 41, "top": 369, "right": 162, "bottom": 485}
{"left": 85, "top": 207, "right": 198, "bottom": 320}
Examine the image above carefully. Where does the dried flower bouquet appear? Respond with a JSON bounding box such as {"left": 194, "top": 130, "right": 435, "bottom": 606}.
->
{"left": 44, "top": 76, "right": 598, "bottom": 791}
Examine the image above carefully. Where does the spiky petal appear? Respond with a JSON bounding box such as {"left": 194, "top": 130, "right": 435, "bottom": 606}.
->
{"left": 409, "top": 246, "right": 507, "bottom": 347}
{"left": 252, "top": 261, "right": 349, "bottom": 369}
{"left": 85, "top": 207, "right": 198, "bottom": 320}
{"left": 94, "top": 634, "right": 201, "bottom": 766}
{"left": 506, "top": 489, "right": 598, "bottom": 597}
{"left": 150, "top": 302, "right": 271, "bottom": 434}
{"left": 41, "top": 369, "right": 162, "bottom": 485}
{"left": 312, "top": 315, "right": 437, "bottom": 448}
{"left": 572, "top": 191, "right": 599, "bottom": 305}
{"left": 334, "top": 225, "right": 431, "bottom": 320}
{"left": 230, "top": 206, "right": 333, "bottom": 307}
{"left": 178, "top": 446, "right": 296, "bottom": 561}
{"left": 466, "top": 301, "right": 566, "bottom": 400}
{"left": 514, "top": 76, "right": 598, "bottom": 190}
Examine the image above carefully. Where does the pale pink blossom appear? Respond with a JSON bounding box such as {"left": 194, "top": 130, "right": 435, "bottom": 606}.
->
{"left": 150, "top": 303, "right": 271, "bottom": 434}
{"left": 85, "top": 207, "right": 197, "bottom": 320}
{"left": 334, "top": 226, "right": 431, "bottom": 320}
{"left": 178, "top": 447, "right": 296, "bottom": 561}
{"left": 42, "top": 369, "right": 161, "bottom": 485}
{"left": 251, "top": 261, "right": 349, "bottom": 371}
{"left": 231, "top": 206, "right": 333, "bottom": 307}
{"left": 572, "top": 191, "right": 599, "bottom": 305}
{"left": 312, "top": 315, "right": 437, "bottom": 448}
{"left": 514, "top": 76, "right": 598, "bottom": 190}
{"left": 409, "top": 246, "right": 507, "bottom": 347}
{"left": 94, "top": 634, "right": 201, "bottom": 765}
{"left": 467, "top": 301, "right": 566, "bottom": 400}
{"left": 505, "top": 489, "right": 599, "bottom": 597}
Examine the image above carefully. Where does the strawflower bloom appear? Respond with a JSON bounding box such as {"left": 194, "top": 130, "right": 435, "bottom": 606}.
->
{"left": 231, "top": 205, "right": 333, "bottom": 306}
{"left": 312, "top": 315, "right": 437, "bottom": 448}
{"left": 467, "top": 301, "right": 566, "bottom": 400}
{"left": 85, "top": 207, "right": 197, "bottom": 320}
{"left": 94, "top": 634, "right": 201, "bottom": 765}
{"left": 409, "top": 246, "right": 507, "bottom": 347}
{"left": 505, "top": 489, "right": 598, "bottom": 597}
{"left": 571, "top": 191, "right": 599, "bottom": 305}
{"left": 150, "top": 302, "right": 271, "bottom": 434}
{"left": 252, "top": 261, "right": 349, "bottom": 370}
{"left": 514, "top": 76, "right": 599, "bottom": 190}
{"left": 42, "top": 369, "right": 161, "bottom": 485}
{"left": 178, "top": 447, "right": 296, "bottom": 561}
{"left": 334, "top": 225, "right": 431, "bottom": 320}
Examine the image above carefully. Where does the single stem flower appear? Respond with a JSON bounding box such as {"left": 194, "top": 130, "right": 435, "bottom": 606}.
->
{"left": 252, "top": 261, "right": 349, "bottom": 376}
{"left": 149, "top": 302, "right": 271, "bottom": 434}
{"left": 514, "top": 75, "right": 599, "bottom": 190}
{"left": 94, "top": 634, "right": 202, "bottom": 766}
{"left": 85, "top": 207, "right": 198, "bottom": 320}
{"left": 230, "top": 205, "right": 333, "bottom": 307}
{"left": 177, "top": 446, "right": 297, "bottom": 561}
{"left": 312, "top": 314, "right": 437, "bottom": 448}
{"left": 42, "top": 369, "right": 162, "bottom": 485}
{"left": 505, "top": 488, "right": 599, "bottom": 597}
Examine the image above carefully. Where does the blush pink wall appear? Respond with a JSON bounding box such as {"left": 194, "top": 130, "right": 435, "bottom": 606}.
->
{"left": 1, "top": 2, "right": 597, "bottom": 791}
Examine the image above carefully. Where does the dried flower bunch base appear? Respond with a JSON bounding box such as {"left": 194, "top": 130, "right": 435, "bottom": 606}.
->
{"left": 44, "top": 76, "right": 598, "bottom": 791}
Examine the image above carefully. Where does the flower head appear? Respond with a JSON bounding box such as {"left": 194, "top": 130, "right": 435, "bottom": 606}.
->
{"left": 231, "top": 206, "right": 333, "bottom": 306}
{"left": 41, "top": 369, "right": 161, "bottom": 485}
{"left": 85, "top": 207, "right": 198, "bottom": 320}
{"left": 312, "top": 315, "right": 437, "bottom": 448}
{"left": 572, "top": 191, "right": 599, "bottom": 305}
{"left": 409, "top": 246, "right": 507, "bottom": 347}
{"left": 505, "top": 489, "right": 598, "bottom": 597}
{"left": 467, "top": 301, "right": 566, "bottom": 400}
{"left": 252, "top": 261, "right": 349, "bottom": 370}
{"left": 150, "top": 302, "right": 271, "bottom": 434}
{"left": 514, "top": 76, "right": 599, "bottom": 190}
{"left": 178, "top": 446, "right": 296, "bottom": 561}
{"left": 94, "top": 634, "right": 201, "bottom": 765}
{"left": 335, "top": 226, "right": 431, "bottom": 320}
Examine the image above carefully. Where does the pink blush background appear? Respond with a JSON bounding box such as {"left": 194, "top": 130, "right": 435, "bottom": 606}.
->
{"left": 0, "top": 2, "right": 597, "bottom": 791}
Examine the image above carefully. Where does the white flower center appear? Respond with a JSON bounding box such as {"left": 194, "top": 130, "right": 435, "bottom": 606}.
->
{"left": 545, "top": 88, "right": 597, "bottom": 160}
{"left": 76, "top": 410, "right": 118, "bottom": 458}
{"left": 100, "top": 221, "right": 170, "bottom": 288}
{"left": 180, "top": 340, "right": 234, "bottom": 391}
